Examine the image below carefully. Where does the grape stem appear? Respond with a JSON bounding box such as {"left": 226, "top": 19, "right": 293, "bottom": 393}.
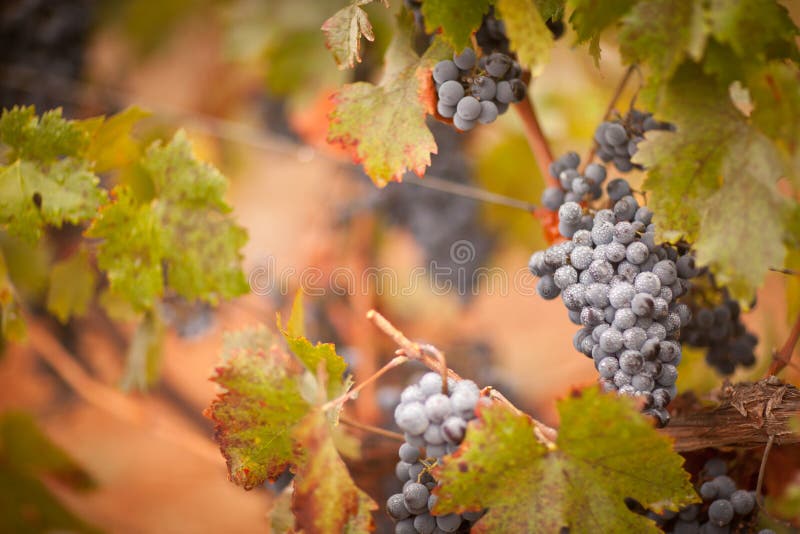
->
{"left": 339, "top": 414, "right": 405, "bottom": 442}
{"left": 404, "top": 175, "right": 537, "bottom": 212}
{"left": 580, "top": 65, "right": 637, "bottom": 173}
{"left": 321, "top": 354, "right": 409, "bottom": 412}
{"left": 514, "top": 93, "right": 556, "bottom": 188}
{"left": 367, "top": 310, "right": 560, "bottom": 447}
{"left": 767, "top": 310, "right": 800, "bottom": 376}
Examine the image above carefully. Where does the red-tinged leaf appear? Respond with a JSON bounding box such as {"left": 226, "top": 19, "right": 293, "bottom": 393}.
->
{"left": 328, "top": 28, "right": 450, "bottom": 186}
{"left": 205, "top": 327, "right": 310, "bottom": 489}
{"left": 322, "top": 1, "right": 376, "bottom": 70}
{"left": 434, "top": 388, "right": 697, "bottom": 532}
{"left": 292, "top": 410, "right": 377, "bottom": 534}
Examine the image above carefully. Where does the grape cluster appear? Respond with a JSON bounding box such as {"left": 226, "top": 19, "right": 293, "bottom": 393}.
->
{"left": 433, "top": 47, "right": 526, "bottom": 131}
{"left": 644, "top": 458, "right": 770, "bottom": 533}
{"left": 529, "top": 175, "right": 697, "bottom": 424}
{"left": 540, "top": 151, "right": 608, "bottom": 212}
{"left": 680, "top": 277, "right": 758, "bottom": 375}
{"left": 387, "top": 373, "right": 485, "bottom": 532}
{"left": 475, "top": 7, "right": 511, "bottom": 56}
{"left": 594, "top": 109, "right": 675, "bottom": 172}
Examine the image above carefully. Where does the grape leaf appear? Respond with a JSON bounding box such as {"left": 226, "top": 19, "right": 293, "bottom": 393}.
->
{"left": 0, "top": 251, "right": 25, "bottom": 340}
{"left": 434, "top": 389, "right": 696, "bottom": 532}
{"left": 568, "top": 0, "right": 638, "bottom": 61}
{"left": 328, "top": 27, "right": 450, "bottom": 186}
{"left": 634, "top": 62, "right": 793, "bottom": 300}
{"left": 292, "top": 410, "right": 377, "bottom": 534}
{"left": 421, "top": 0, "right": 492, "bottom": 52}
{"left": 496, "top": 0, "right": 552, "bottom": 75}
{"left": 619, "top": 0, "right": 707, "bottom": 84}
{"left": 0, "top": 106, "right": 88, "bottom": 163}
{"left": 0, "top": 412, "right": 100, "bottom": 534}
{"left": 322, "top": 1, "right": 376, "bottom": 70}
{"left": 0, "top": 159, "right": 107, "bottom": 242}
{"left": 79, "top": 106, "right": 151, "bottom": 173}
{"left": 87, "top": 131, "right": 248, "bottom": 311}
{"left": 46, "top": 249, "right": 96, "bottom": 324}
{"left": 708, "top": 0, "right": 799, "bottom": 62}
{"left": 535, "top": 0, "right": 566, "bottom": 21}
{"left": 205, "top": 327, "right": 310, "bottom": 489}
{"left": 747, "top": 62, "right": 800, "bottom": 186}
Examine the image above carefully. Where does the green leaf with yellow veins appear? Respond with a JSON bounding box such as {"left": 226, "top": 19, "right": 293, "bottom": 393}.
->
{"left": 497, "top": 0, "right": 552, "bottom": 75}
{"left": 79, "top": 106, "right": 151, "bottom": 173}
{"left": 708, "top": 0, "right": 799, "bottom": 62}
{"left": 292, "top": 410, "right": 376, "bottom": 534}
{"left": 46, "top": 249, "right": 96, "bottom": 324}
{"left": 86, "top": 186, "right": 165, "bottom": 311}
{"left": 205, "top": 327, "right": 310, "bottom": 489}
{"left": 0, "top": 159, "right": 106, "bottom": 242}
{"left": 568, "top": 0, "right": 639, "bottom": 62}
{"left": 535, "top": 0, "right": 565, "bottom": 20}
{"left": 619, "top": 0, "right": 707, "bottom": 84}
{"left": 421, "top": 0, "right": 491, "bottom": 52}
{"left": 328, "top": 26, "right": 450, "bottom": 186}
{"left": 0, "top": 106, "right": 88, "bottom": 163}
{"left": 434, "top": 389, "right": 696, "bottom": 532}
{"left": 693, "top": 132, "right": 790, "bottom": 302}
{"left": 321, "top": 1, "right": 376, "bottom": 70}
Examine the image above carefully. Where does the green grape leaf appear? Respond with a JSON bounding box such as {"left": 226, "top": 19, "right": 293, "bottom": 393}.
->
{"left": 421, "top": 0, "right": 491, "bottom": 52}
{"left": 79, "top": 106, "right": 151, "bottom": 173}
{"left": 497, "top": 0, "right": 552, "bottom": 75}
{"left": 0, "top": 107, "right": 88, "bottom": 163}
{"left": 284, "top": 335, "right": 350, "bottom": 401}
{"left": 322, "top": 1, "right": 376, "bottom": 70}
{"left": 708, "top": 0, "right": 799, "bottom": 62}
{"left": 0, "top": 251, "right": 26, "bottom": 340}
{"left": 328, "top": 28, "right": 450, "bottom": 186}
{"left": 0, "top": 159, "right": 107, "bottom": 242}
{"left": 747, "top": 62, "right": 800, "bottom": 186}
{"left": 619, "top": 0, "right": 707, "bottom": 84}
{"left": 205, "top": 327, "right": 310, "bottom": 489}
{"left": 634, "top": 63, "right": 793, "bottom": 301}
{"left": 0, "top": 412, "right": 100, "bottom": 534}
{"left": 86, "top": 187, "right": 165, "bottom": 311}
{"left": 568, "top": 0, "right": 638, "bottom": 61}
{"left": 283, "top": 290, "right": 306, "bottom": 339}
{"left": 87, "top": 132, "right": 248, "bottom": 311}
{"left": 434, "top": 389, "right": 697, "bottom": 532}
{"left": 120, "top": 311, "right": 165, "bottom": 390}
{"left": 292, "top": 410, "right": 377, "bottom": 534}
{"left": 46, "top": 249, "right": 96, "bottom": 324}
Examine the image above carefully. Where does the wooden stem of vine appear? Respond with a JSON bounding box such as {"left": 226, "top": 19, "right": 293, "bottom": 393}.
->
{"left": 514, "top": 93, "right": 555, "bottom": 187}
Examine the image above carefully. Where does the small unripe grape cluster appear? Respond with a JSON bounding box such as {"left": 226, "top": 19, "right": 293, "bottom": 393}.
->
{"left": 540, "top": 151, "right": 608, "bottom": 212}
{"left": 680, "top": 276, "right": 758, "bottom": 375}
{"left": 529, "top": 174, "right": 698, "bottom": 424}
{"left": 433, "top": 47, "right": 526, "bottom": 131}
{"left": 645, "top": 458, "right": 769, "bottom": 533}
{"left": 594, "top": 109, "right": 675, "bottom": 172}
{"left": 387, "top": 373, "right": 486, "bottom": 533}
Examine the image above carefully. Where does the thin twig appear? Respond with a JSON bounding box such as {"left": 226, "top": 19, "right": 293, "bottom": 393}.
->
{"left": 514, "top": 93, "right": 556, "bottom": 187}
{"left": 489, "top": 388, "right": 558, "bottom": 448}
{"left": 403, "top": 175, "right": 536, "bottom": 212}
{"left": 755, "top": 434, "right": 774, "bottom": 506}
{"left": 321, "top": 354, "right": 408, "bottom": 412}
{"left": 768, "top": 310, "right": 800, "bottom": 376}
{"left": 768, "top": 266, "right": 800, "bottom": 276}
{"left": 420, "top": 344, "right": 449, "bottom": 395}
{"left": 339, "top": 414, "right": 405, "bottom": 442}
{"left": 581, "top": 65, "right": 637, "bottom": 172}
